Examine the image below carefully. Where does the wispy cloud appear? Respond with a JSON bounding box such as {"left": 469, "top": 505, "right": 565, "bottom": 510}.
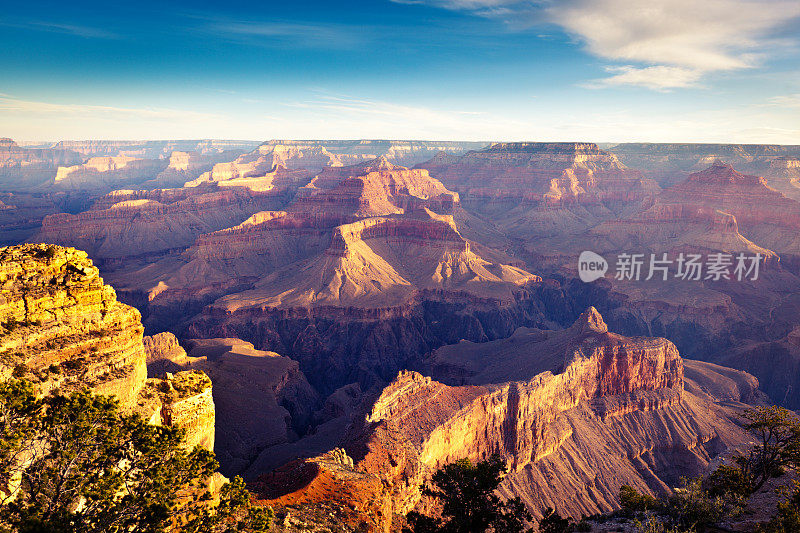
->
{"left": 583, "top": 65, "right": 705, "bottom": 91}
{"left": 392, "top": 0, "right": 800, "bottom": 90}
{"left": 0, "top": 95, "right": 220, "bottom": 122}
{"left": 768, "top": 94, "right": 800, "bottom": 108}
{"left": 0, "top": 19, "right": 120, "bottom": 39}
{"left": 194, "top": 18, "right": 367, "bottom": 49}
{"left": 280, "top": 93, "right": 528, "bottom": 139}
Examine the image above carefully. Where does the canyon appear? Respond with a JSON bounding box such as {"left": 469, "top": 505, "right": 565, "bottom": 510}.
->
{"left": 5, "top": 138, "right": 800, "bottom": 530}
{"left": 255, "top": 308, "right": 761, "bottom": 530}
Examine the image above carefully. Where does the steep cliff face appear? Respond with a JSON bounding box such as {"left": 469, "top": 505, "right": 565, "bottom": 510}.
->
{"left": 146, "top": 150, "right": 248, "bottom": 189}
{"left": 0, "top": 243, "right": 147, "bottom": 407}
{"left": 254, "top": 448, "right": 392, "bottom": 533}
{"left": 335, "top": 308, "right": 752, "bottom": 524}
{"left": 256, "top": 139, "right": 487, "bottom": 168}
{"left": 608, "top": 142, "right": 800, "bottom": 190}
{"left": 417, "top": 142, "right": 657, "bottom": 206}
{"left": 49, "top": 139, "right": 259, "bottom": 159}
{"left": 197, "top": 143, "right": 341, "bottom": 184}
{"left": 144, "top": 335, "right": 318, "bottom": 475}
{"left": 52, "top": 155, "right": 170, "bottom": 192}
{"left": 0, "top": 244, "right": 215, "bottom": 450}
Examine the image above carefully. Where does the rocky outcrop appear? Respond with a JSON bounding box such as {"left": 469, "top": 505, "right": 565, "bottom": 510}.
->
{"left": 146, "top": 150, "right": 248, "bottom": 189}
{"left": 331, "top": 308, "right": 753, "bottom": 526}
{"left": 0, "top": 243, "right": 147, "bottom": 407}
{"left": 142, "top": 370, "right": 216, "bottom": 450}
{"left": 0, "top": 244, "right": 215, "bottom": 450}
{"left": 196, "top": 143, "right": 340, "bottom": 184}
{"left": 608, "top": 142, "right": 800, "bottom": 189}
{"left": 257, "top": 139, "right": 487, "bottom": 168}
{"left": 143, "top": 335, "right": 318, "bottom": 475}
{"left": 49, "top": 139, "right": 259, "bottom": 159}
{"left": 254, "top": 448, "right": 392, "bottom": 533}
{"left": 418, "top": 142, "right": 657, "bottom": 206}
{"left": 52, "top": 155, "right": 169, "bottom": 191}
{"left": 417, "top": 142, "right": 659, "bottom": 240}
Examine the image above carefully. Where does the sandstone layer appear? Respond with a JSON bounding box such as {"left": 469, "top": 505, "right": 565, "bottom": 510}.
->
{"left": 0, "top": 244, "right": 215, "bottom": 449}
{"left": 417, "top": 142, "right": 659, "bottom": 238}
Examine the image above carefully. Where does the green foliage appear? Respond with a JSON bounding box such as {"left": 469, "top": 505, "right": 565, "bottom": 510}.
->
{"left": 0, "top": 379, "right": 271, "bottom": 533}
{"left": 403, "top": 454, "right": 533, "bottom": 533}
{"left": 703, "top": 465, "right": 751, "bottom": 498}
{"left": 631, "top": 517, "right": 695, "bottom": 533}
{"left": 665, "top": 476, "right": 745, "bottom": 530}
{"left": 620, "top": 485, "right": 658, "bottom": 512}
{"left": 37, "top": 246, "right": 58, "bottom": 260}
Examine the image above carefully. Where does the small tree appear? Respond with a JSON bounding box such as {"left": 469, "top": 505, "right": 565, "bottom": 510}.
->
{"left": 403, "top": 454, "right": 532, "bottom": 533}
{"left": 0, "top": 379, "right": 271, "bottom": 533}
{"left": 735, "top": 406, "right": 800, "bottom": 493}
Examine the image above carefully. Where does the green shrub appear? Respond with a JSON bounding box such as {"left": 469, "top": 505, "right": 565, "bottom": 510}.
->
{"left": 620, "top": 485, "right": 658, "bottom": 512}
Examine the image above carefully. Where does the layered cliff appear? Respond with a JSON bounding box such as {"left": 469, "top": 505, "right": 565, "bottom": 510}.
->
{"left": 257, "top": 139, "right": 487, "bottom": 167}
{"left": 49, "top": 139, "right": 259, "bottom": 159}
{"left": 0, "top": 138, "right": 83, "bottom": 190}
{"left": 144, "top": 335, "right": 318, "bottom": 475}
{"left": 337, "top": 308, "right": 751, "bottom": 524}
{"left": 608, "top": 142, "right": 800, "bottom": 190}
{"left": 196, "top": 143, "right": 340, "bottom": 184}
{"left": 417, "top": 142, "right": 656, "bottom": 205}
{"left": 0, "top": 243, "right": 148, "bottom": 407}
{"left": 33, "top": 185, "right": 293, "bottom": 261}
{"left": 0, "top": 244, "right": 215, "bottom": 450}
{"left": 52, "top": 155, "right": 170, "bottom": 191}
{"left": 417, "top": 142, "right": 659, "bottom": 239}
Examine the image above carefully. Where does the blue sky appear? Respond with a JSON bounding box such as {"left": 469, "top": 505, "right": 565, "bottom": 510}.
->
{"left": 2, "top": 0, "right": 800, "bottom": 142}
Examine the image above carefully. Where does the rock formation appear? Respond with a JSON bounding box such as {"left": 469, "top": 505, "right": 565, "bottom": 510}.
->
{"left": 0, "top": 243, "right": 148, "bottom": 407}
{"left": 163, "top": 158, "right": 544, "bottom": 391}
{"left": 52, "top": 155, "right": 170, "bottom": 191}
{"left": 0, "top": 243, "right": 215, "bottom": 449}
{"left": 143, "top": 335, "right": 318, "bottom": 475}
{"left": 49, "top": 139, "right": 260, "bottom": 159}
{"left": 33, "top": 185, "right": 294, "bottom": 262}
{"left": 608, "top": 142, "right": 800, "bottom": 190}
{"left": 257, "top": 139, "right": 487, "bottom": 167}
{"left": 417, "top": 142, "right": 659, "bottom": 239}
{"left": 256, "top": 308, "right": 756, "bottom": 529}
{"left": 0, "top": 138, "right": 83, "bottom": 190}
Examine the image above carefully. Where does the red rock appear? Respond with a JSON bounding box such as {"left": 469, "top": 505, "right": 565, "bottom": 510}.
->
{"left": 336, "top": 308, "right": 753, "bottom": 525}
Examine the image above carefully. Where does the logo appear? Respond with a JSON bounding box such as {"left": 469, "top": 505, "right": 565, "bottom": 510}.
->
{"left": 578, "top": 251, "right": 608, "bottom": 282}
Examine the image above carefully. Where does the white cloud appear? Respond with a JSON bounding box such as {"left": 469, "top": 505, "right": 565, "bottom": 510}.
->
{"left": 198, "top": 19, "right": 367, "bottom": 49}
{"left": 583, "top": 65, "right": 704, "bottom": 91}
{"left": 393, "top": 0, "right": 800, "bottom": 90}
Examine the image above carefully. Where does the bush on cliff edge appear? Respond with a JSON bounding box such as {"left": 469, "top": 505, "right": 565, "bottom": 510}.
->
{"left": 0, "top": 379, "right": 272, "bottom": 533}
